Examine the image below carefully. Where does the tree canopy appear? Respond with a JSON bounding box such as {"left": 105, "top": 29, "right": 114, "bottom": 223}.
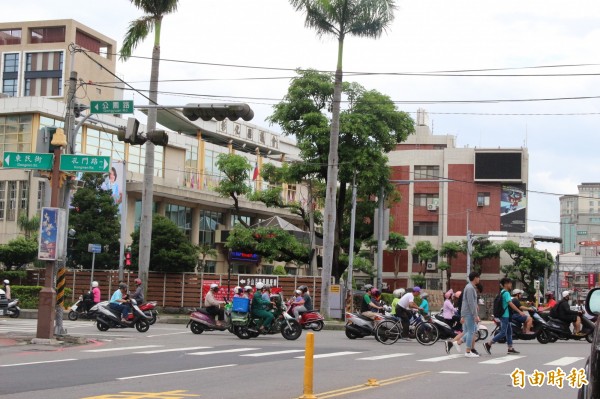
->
{"left": 0, "top": 236, "right": 38, "bottom": 270}
{"left": 411, "top": 241, "right": 437, "bottom": 275}
{"left": 501, "top": 240, "right": 554, "bottom": 295}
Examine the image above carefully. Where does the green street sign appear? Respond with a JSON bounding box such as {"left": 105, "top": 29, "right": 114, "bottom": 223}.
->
{"left": 60, "top": 155, "right": 110, "bottom": 173}
{"left": 2, "top": 152, "right": 54, "bottom": 170}
{"left": 90, "top": 100, "right": 134, "bottom": 114}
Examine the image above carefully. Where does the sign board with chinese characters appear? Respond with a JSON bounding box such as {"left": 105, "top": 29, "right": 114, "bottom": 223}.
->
{"left": 90, "top": 100, "right": 134, "bottom": 114}
{"left": 88, "top": 244, "right": 102, "bottom": 254}
{"left": 38, "top": 207, "right": 67, "bottom": 261}
{"left": 59, "top": 155, "right": 110, "bottom": 173}
{"left": 2, "top": 152, "right": 53, "bottom": 170}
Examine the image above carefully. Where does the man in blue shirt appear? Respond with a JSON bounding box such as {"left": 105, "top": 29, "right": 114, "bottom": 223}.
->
{"left": 484, "top": 278, "right": 528, "bottom": 355}
{"left": 109, "top": 283, "right": 130, "bottom": 322}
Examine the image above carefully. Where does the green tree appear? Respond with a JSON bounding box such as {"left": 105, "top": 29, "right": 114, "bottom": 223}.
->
{"left": 195, "top": 243, "right": 218, "bottom": 275}
{"left": 214, "top": 153, "right": 253, "bottom": 227}
{"left": 224, "top": 225, "right": 309, "bottom": 264}
{"left": 0, "top": 236, "right": 38, "bottom": 270}
{"left": 120, "top": 0, "right": 179, "bottom": 288}
{"left": 387, "top": 232, "right": 408, "bottom": 281}
{"left": 470, "top": 239, "right": 501, "bottom": 274}
{"left": 439, "top": 241, "right": 463, "bottom": 291}
{"left": 269, "top": 70, "right": 414, "bottom": 284}
{"left": 69, "top": 173, "right": 120, "bottom": 269}
{"left": 290, "top": 0, "right": 397, "bottom": 317}
{"left": 17, "top": 213, "right": 40, "bottom": 240}
{"left": 272, "top": 265, "right": 287, "bottom": 276}
{"left": 501, "top": 240, "right": 554, "bottom": 295}
{"left": 130, "top": 215, "right": 198, "bottom": 273}
{"left": 411, "top": 241, "right": 437, "bottom": 276}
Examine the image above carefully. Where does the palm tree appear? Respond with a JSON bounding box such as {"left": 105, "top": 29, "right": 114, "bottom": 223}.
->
{"left": 195, "top": 244, "right": 218, "bottom": 275}
{"left": 17, "top": 213, "right": 40, "bottom": 240}
{"left": 120, "top": 0, "right": 179, "bottom": 290}
{"left": 290, "top": 0, "right": 396, "bottom": 318}
{"left": 387, "top": 232, "right": 408, "bottom": 287}
{"left": 439, "top": 241, "right": 462, "bottom": 291}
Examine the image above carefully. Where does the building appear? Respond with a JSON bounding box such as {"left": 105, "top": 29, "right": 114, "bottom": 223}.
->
{"left": 382, "top": 109, "right": 529, "bottom": 292}
{"left": 0, "top": 20, "right": 314, "bottom": 276}
{"left": 0, "top": 19, "right": 119, "bottom": 102}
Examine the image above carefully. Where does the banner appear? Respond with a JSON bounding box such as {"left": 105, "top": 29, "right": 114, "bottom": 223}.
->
{"left": 38, "top": 207, "right": 67, "bottom": 261}
{"left": 589, "top": 273, "right": 596, "bottom": 289}
{"left": 101, "top": 161, "right": 124, "bottom": 215}
{"left": 501, "top": 184, "right": 527, "bottom": 233}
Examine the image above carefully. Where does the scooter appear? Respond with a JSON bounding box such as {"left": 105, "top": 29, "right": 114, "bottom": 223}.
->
{"left": 545, "top": 312, "right": 596, "bottom": 343}
{"left": 128, "top": 301, "right": 158, "bottom": 325}
{"left": 287, "top": 302, "right": 325, "bottom": 331}
{"left": 68, "top": 293, "right": 99, "bottom": 321}
{"left": 431, "top": 312, "right": 489, "bottom": 342}
{"left": 187, "top": 305, "right": 232, "bottom": 335}
{"left": 6, "top": 298, "right": 20, "bottom": 318}
{"left": 95, "top": 299, "right": 150, "bottom": 333}
{"left": 345, "top": 305, "right": 393, "bottom": 340}
{"left": 492, "top": 307, "right": 553, "bottom": 344}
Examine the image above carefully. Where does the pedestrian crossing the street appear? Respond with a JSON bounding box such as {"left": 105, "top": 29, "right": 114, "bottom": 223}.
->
{"left": 0, "top": 319, "right": 93, "bottom": 333}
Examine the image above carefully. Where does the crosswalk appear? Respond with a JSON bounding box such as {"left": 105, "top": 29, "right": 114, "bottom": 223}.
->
{"left": 0, "top": 319, "right": 93, "bottom": 333}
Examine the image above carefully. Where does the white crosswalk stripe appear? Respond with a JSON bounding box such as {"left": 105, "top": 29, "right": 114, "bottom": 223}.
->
{"left": 295, "top": 351, "right": 361, "bottom": 359}
{"left": 0, "top": 320, "right": 93, "bottom": 332}
{"left": 479, "top": 355, "right": 525, "bottom": 364}
{"left": 357, "top": 353, "right": 414, "bottom": 361}
{"left": 135, "top": 346, "right": 212, "bottom": 354}
{"left": 187, "top": 348, "right": 260, "bottom": 356}
{"left": 240, "top": 350, "right": 305, "bottom": 357}
{"left": 418, "top": 354, "right": 463, "bottom": 362}
{"left": 544, "top": 357, "right": 585, "bottom": 366}
{"left": 84, "top": 345, "right": 162, "bottom": 353}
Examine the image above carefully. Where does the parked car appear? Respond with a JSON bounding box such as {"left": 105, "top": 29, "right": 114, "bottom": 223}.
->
{"left": 579, "top": 287, "right": 600, "bottom": 399}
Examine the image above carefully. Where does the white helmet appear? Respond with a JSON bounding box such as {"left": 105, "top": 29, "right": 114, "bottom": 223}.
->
{"left": 210, "top": 283, "right": 219, "bottom": 290}
{"left": 393, "top": 288, "right": 405, "bottom": 298}
{"left": 255, "top": 282, "right": 265, "bottom": 290}
{"left": 3, "top": 279, "right": 9, "bottom": 285}
{"left": 512, "top": 289, "right": 524, "bottom": 296}
{"left": 295, "top": 289, "right": 302, "bottom": 295}
{"left": 562, "top": 290, "right": 571, "bottom": 298}
{"left": 244, "top": 285, "right": 253, "bottom": 292}
{"left": 91, "top": 281, "right": 99, "bottom": 288}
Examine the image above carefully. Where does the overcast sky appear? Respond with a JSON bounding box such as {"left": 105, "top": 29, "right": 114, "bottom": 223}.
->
{"left": 6, "top": 0, "right": 600, "bottom": 253}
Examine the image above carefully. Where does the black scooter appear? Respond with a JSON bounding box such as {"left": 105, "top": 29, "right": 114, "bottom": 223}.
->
{"left": 492, "top": 307, "right": 552, "bottom": 344}
{"left": 545, "top": 313, "right": 595, "bottom": 343}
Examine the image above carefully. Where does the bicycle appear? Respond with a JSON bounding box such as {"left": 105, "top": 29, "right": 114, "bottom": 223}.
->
{"left": 375, "top": 310, "right": 439, "bottom": 345}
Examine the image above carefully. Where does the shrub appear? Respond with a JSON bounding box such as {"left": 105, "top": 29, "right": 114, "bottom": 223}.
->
{"left": 11, "top": 286, "right": 72, "bottom": 309}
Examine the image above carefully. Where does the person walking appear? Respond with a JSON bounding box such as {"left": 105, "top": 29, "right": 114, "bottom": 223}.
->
{"left": 461, "top": 272, "right": 481, "bottom": 358}
{"left": 484, "top": 278, "right": 527, "bottom": 355}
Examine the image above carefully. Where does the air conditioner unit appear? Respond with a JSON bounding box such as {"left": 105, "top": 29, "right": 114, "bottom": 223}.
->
{"left": 426, "top": 204, "right": 438, "bottom": 211}
{"left": 426, "top": 262, "right": 436, "bottom": 271}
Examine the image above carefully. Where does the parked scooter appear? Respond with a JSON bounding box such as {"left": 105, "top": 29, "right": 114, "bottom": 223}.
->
{"left": 492, "top": 307, "right": 553, "bottom": 344}
{"left": 187, "top": 303, "right": 232, "bottom": 334}
{"left": 95, "top": 299, "right": 150, "bottom": 332}
{"left": 287, "top": 301, "right": 325, "bottom": 331}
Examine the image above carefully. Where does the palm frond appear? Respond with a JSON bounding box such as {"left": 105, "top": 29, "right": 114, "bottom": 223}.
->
{"left": 120, "top": 16, "right": 154, "bottom": 60}
{"left": 132, "top": 0, "right": 179, "bottom": 16}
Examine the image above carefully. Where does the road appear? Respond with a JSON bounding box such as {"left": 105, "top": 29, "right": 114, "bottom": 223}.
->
{"left": 0, "top": 318, "right": 591, "bottom": 399}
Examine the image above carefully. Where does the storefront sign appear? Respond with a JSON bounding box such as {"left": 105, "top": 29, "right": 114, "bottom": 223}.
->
{"left": 229, "top": 251, "right": 260, "bottom": 262}
{"left": 589, "top": 273, "right": 596, "bottom": 289}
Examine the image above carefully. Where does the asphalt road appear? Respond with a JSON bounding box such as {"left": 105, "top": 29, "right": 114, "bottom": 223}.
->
{"left": 0, "top": 318, "right": 591, "bottom": 399}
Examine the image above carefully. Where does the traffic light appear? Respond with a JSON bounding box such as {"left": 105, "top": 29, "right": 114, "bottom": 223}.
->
{"left": 36, "top": 126, "right": 64, "bottom": 153}
{"left": 182, "top": 103, "right": 254, "bottom": 122}
{"left": 117, "top": 117, "right": 169, "bottom": 147}
{"left": 125, "top": 249, "right": 132, "bottom": 268}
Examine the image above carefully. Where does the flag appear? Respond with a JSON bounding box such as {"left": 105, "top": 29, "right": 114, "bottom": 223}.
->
{"left": 252, "top": 162, "right": 259, "bottom": 181}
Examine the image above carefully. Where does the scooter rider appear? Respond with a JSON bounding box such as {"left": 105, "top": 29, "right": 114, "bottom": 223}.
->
{"left": 552, "top": 290, "right": 584, "bottom": 335}
{"left": 539, "top": 291, "right": 557, "bottom": 312}
{"left": 243, "top": 285, "right": 253, "bottom": 299}
{"left": 511, "top": 289, "right": 534, "bottom": 334}
{"left": 252, "top": 282, "right": 274, "bottom": 333}
{"left": 360, "top": 284, "right": 383, "bottom": 320}
{"left": 109, "top": 283, "right": 130, "bottom": 323}
{"left": 204, "top": 283, "right": 226, "bottom": 326}
{"left": 3, "top": 279, "right": 10, "bottom": 300}
{"left": 130, "top": 278, "right": 144, "bottom": 305}
{"left": 293, "top": 285, "right": 313, "bottom": 321}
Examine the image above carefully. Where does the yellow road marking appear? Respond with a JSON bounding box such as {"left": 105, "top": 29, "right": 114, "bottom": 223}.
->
{"left": 314, "top": 371, "right": 430, "bottom": 399}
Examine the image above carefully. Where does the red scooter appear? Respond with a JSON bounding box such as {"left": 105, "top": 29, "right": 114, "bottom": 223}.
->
{"left": 287, "top": 301, "right": 325, "bottom": 331}
{"left": 127, "top": 301, "right": 158, "bottom": 325}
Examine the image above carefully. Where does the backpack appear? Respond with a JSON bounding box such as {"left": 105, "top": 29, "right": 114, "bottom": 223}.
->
{"left": 493, "top": 289, "right": 508, "bottom": 318}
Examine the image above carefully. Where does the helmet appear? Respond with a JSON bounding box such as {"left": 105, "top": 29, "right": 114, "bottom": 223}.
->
{"left": 413, "top": 286, "right": 421, "bottom": 293}
{"left": 421, "top": 292, "right": 429, "bottom": 299}
{"left": 545, "top": 291, "right": 555, "bottom": 298}
{"left": 298, "top": 285, "right": 308, "bottom": 292}
{"left": 444, "top": 289, "right": 454, "bottom": 299}
{"left": 244, "top": 285, "right": 253, "bottom": 292}
{"left": 562, "top": 290, "right": 571, "bottom": 298}
{"left": 255, "top": 282, "right": 265, "bottom": 290}
{"left": 134, "top": 278, "right": 142, "bottom": 285}
{"left": 363, "top": 284, "right": 373, "bottom": 292}
{"left": 392, "top": 288, "right": 405, "bottom": 298}
{"left": 234, "top": 286, "right": 243, "bottom": 294}
{"left": 91, "top": 281, "right": 99, "bottom": 288}
{"left": 210, "top": 283, "right": 219, "bottom": 290}
{"left": 372, "top": 289, "right": 381, "bottom": 297}
{"left": 454, "top": 291, "right": 462, "bottom": 299}
{"left": 295, "top": 289, "right": 302, "bottom": 295}
{"left": 3, "top": 279, "right": 9, "bottom": 285}
{"left": 118, "top": 283, "right": 127, "bottom": 290}
{"left": 512, "top": 289, "right": 524, "bottom": 296}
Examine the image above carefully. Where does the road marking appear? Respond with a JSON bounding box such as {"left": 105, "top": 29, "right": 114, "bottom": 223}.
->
{"left": 116, "top": 364, "right": 237, "bottom": 380}
{"left": 187, "top": 348, "right": 259, "bottom": 356}
{"left": 479, "top": 355, "right": 525, "bottom": 364}
{"left": 439, "top": 371, "right": 469, "bottom": 374}
{"left": 146, "top": 331, "right": 190, "bottom": 338}
{"left": 296, "top": 351, "right": 361, "bottom": 359}
{"left": 418, "top": 354, "right": 463, "bottom": 362}
{"left": 316, "top": 371, "right": 430, "bottom": 398}
{"left": 135, "top": 346, "right": 212, "bottom": 354}
{"left": 1, "top": 359, "right": 77, "bottom": 367}
{"left": 83, "top": 345, "right": 162, "bottom": 353}
{"left": 544, "top": 357, "right": 585, "bottom": 366}
{"left": 240, "top": 349, "right": 305, "bottom": 357}
{"left": 357, "top": 353, "right": 414, "bottom": 360}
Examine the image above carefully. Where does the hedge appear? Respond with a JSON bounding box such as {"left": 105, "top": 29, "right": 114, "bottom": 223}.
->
{"left": 10, "top": 286, "right": 73, "bottom": 309}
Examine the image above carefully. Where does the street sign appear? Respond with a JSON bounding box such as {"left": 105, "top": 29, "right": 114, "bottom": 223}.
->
{"left": 90, "top": 100, "right": 134, "bottom": 114}
{"left": 3, "top": 152, "right": 53, "bottom": 170}
{"left": 60, "top": 155, "right": 110, "bottom": 173}
{"left": 88, "top": 244, "right": 102, "bottom": 253}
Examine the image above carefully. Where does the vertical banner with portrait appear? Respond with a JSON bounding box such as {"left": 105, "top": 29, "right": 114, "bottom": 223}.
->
{"left": 101, "top": 161, "right": 125, "bottom": 217}
{"left": 38, "top": 207, "right": 67, "bottom": 261}
{"left": 500, "top": 184, "right": 527, "bottom": 233}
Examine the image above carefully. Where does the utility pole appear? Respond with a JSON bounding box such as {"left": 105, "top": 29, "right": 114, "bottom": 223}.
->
{"left": 466, "top": 209, "right": 472, "bottom": 278}
{"left": 376, "top": 186, "right": 385, "bottom": 290}
{"left": 308, "top": 178, "right": 317, "bottom": 276}
{"left": 346, "top": 172, "right": 358, "bottom": 312}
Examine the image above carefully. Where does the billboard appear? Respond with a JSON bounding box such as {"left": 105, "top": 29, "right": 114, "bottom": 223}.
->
{"left": 501, "top": 184, "right": 526, "bottom": 233}
{"left": 38, "top": 207, "right": 67, "bottom": 261}
{"left": 475, "top": 152, "right": 522, "bottom": 181}
{"left": 101, "top": 161, "right": 124, "bottom": 215}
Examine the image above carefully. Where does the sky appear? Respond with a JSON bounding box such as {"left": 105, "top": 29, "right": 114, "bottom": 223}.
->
{"left": 5, "top": 0, "right": 600, "bottom": 254}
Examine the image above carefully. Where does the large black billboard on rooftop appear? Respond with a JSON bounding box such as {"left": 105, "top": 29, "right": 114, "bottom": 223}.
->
{"left": 474, "top": 152, "right": 522, "bottom": 181}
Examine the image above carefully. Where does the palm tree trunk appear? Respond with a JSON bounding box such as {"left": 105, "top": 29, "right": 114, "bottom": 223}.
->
{"left": 321, "top": 35, "right": 344, "bottom": 319}
{"left": 139, "top": 17, "right": 162, "bottom": 294}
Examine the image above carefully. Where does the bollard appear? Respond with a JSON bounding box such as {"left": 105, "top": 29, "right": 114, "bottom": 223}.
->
{"left": 298, "top": 332, "right": 317, "bottom": 399}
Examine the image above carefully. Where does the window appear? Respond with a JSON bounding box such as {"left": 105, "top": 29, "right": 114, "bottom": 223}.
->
{"left": 413, "top": 222, "right": 438, "bottom": 236}
{"left": 7, "top": 181, "right": 17, "bottom": 221}
{"left": 286, "top": 184, "right": 297, "bottom": 203}
{"left": 477, "top": 192, "right": 491, "bottom": 207}
{"left": 0, "top": 114, "right": 33, "bottom": 158}
{"left": 127, "top": 144, "right": 163, "bottom": 177}
{"left": 199, "top": 210, "right": 223, "bottom": 247}
{"left": 134, "top": 200, "right": 157, "bottom": 231}
{"left": 2, "top": 53, "right": 19, "bottom": 97}
{"left": 203, "top": 261, "right": 216, "bottom": 274}
{"left": 24, "top": 51, "right": 64, "bottom": 97}
{"left": 0, "top": 181, "right": 5, "bottom": 220}
{"left": 19, "top": 181, "right": 28, "bottom": 212}
{"left": 3, "top": 53, "right": 19, "bottom": 73}
{"left": 414, "top": 165, "right": 440, "bottom": 179}
{"left": 184, "top": 142, "right": 199, "bottom": 187}
{"left": 203, "top": 146, "right": 227, "bottom": 188}
{"left": 29, "top": 26, "right": 66, "bottom": 43}
{"left": 2, "top": 79, "right": 17, "bottom": 97}
{"left": 414, "top": 193, "right": 439, "bottom": 207}
{"left": 0, "top": 29, "right": 22, "bottom": 45}
{"left": 232, "top": 215, "right": 250, "bottom": 227}
{"left": 85, "top": 128, "right": 125, "bottom": 160}
{"left": 165, "top": 204, "right": 192, "bottom": 239}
